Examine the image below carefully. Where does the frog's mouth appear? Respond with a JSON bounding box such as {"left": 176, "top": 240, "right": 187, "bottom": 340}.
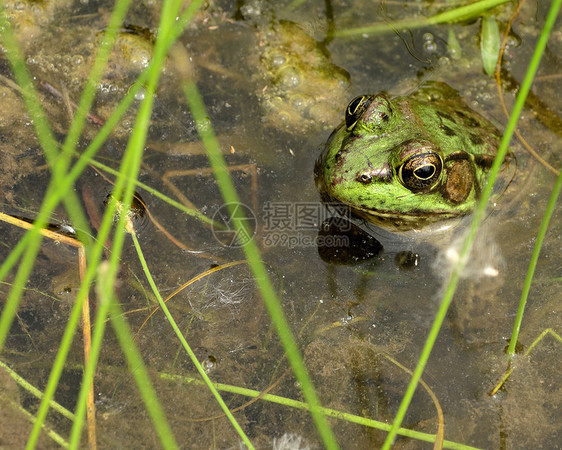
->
{"left": 349, "top": 203, "right": 460, "bottom": 230}
{"left": 318, "top": 189, "right": 460, "bottom": 231}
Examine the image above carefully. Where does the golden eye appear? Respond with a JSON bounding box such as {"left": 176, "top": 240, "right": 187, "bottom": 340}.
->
{"left": 345, "top": 95, "right": 373, "bottom": 130}
{"left": 398, "top": 152, "right": 442, "bottom": 192}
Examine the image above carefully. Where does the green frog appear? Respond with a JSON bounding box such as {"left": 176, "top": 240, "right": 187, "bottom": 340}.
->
{"left": 315, "top": 81, "right": 507, "bottom": 231}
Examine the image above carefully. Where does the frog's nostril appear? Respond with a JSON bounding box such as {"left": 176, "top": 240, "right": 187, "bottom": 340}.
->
{"left": 357, "top": 173, "right": 372, "bottom": 184}
{"left": 356, "top": 163, "right": 392, "bottom": 184}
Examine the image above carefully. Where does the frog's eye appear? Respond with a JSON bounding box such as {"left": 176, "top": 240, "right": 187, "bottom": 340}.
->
{"left": 398, "top": 152, "right": 443, "bottom": 192}
{"left": 345, "top": 96, "right": 373, "bottom": 130}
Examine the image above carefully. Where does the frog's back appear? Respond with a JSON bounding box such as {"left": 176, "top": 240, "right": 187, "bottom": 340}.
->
{"left": 407, "top": 81, "right": 502, "bottom": 159}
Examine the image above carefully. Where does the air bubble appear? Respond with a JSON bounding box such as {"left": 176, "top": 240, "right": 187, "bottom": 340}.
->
{"left": 278, "top": 66, "right": 301, "bottom": 89}
{"left": 270, "top": 53, "right": 286, "bottom": 67}
{"left": 134, "top": 88, "right": 146, "bottom": 101}
{"left": 290, "top": 94, "right": 306, "bottom": 109}
{"left": 423, "top": 33, "right": 438, "bottom": 53}
{"left": 203, "top": 355, "right": 216, "bottom": 373}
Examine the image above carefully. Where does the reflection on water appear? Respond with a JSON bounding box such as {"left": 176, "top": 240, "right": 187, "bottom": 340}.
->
{"left": 0, "top": 0, "right": 560, "bottom": 448}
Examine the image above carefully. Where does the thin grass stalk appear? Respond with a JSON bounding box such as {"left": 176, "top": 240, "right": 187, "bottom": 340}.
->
{"left": 506, "top": 166, "right": 562, "bottom": 356}
{"left": 0, "top": 360, "right": 75, "bottom": 421}
{"left": 335, "top": 0, "right": 510, "bottom": 38}
{"left": 57, "top": 0, "right": 132, "bottom": 187}
{"left": 24, "top": 200, "right": 121, "bottom": 448}
{"left": 24, "top": 164, "right": 138, "bottom": 447}
{"left": 101, "top": 264, "right": 179, "bottom": 449}
{"left": 381, "top": 1, "right": 562, "bottom": 447}
{"left": 182, "top": 82, "right": 339, "bottom": 449}
{"left": 130, "top": 231, "right": 254, "bottom": 448}
{"left": 67, "top": 265, "right": 112, "bottom": 448}
{"left": 24, "top": 262, "right": 95, "bottom": 448}
{"left": 160, "top": 373, "right": 481, "bottom": 450}
{"left": 56, "top": 1, "right": 137, "bottom": 442}
{"left": 24, "top": 161, "right": 134, "bottom": 447}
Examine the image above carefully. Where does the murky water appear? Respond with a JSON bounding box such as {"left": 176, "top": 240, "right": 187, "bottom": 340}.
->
{"left": 1, "top": 0, "right": 561, "bottom": 448}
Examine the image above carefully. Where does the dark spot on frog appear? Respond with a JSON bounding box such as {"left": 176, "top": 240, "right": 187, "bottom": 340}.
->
{"left": 356, "top": 173, "right": 372, "bottom": 184}
{"left": 469, "top": 133, "right": 483, "bottom": 145}
{"left": 474, "top": 153, "right": 495, "bottom": 169}
{"left": 436, "top": 110, "right": 454, "bottom": 122}
{"left": 331, "top": 175, "right": 345, "bottom": 187}
{"left": 441, "top": 125, "right": 457, "bottom": 137}
{"left": 334, "top": 148, "right": 346, "bottom": 163}
{"left": 455, "top": 110, "right": 480, "bottom": 128}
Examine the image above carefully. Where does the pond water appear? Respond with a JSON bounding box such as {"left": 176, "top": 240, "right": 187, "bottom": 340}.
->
{"left": 0, "top": 0, "right": 561, "bottom": 448}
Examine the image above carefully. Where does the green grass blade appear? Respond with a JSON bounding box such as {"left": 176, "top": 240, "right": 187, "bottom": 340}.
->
{"left": 506, "top": 168, "right": 562, "bottom": 356}
{"left": 67, "top": 269, "right": 112, "bottom": 448}
{"left": 481, "top": 15, "right": 501, "bottom": 76}
{"left": 160, "top": 372, "right": 482, "bottom": 450}
{"left": 59, "top": 0, "right": 132, "bottom": 172}
{"left": 381, "top": 1, "right": 562, "bottom": 447}
{"left": 334, "top": 0, "right": 510, "bottom": 38}
{"left": 0, "top": 360, "right": 75, "bottom": 421}
{"left": 182, "top": 81, "right": 339, "bottom": 449}
{"left": 130, "top": 231, "right": 254, "bottom": 448}
{"left": 84, "top": 0, "right": 189, "bottom": 446}
{"left": 1, "top": 394, "right": 69, "bottom": 447}
{"left": 103, "top": 266, "right": 179, "bottom": 450}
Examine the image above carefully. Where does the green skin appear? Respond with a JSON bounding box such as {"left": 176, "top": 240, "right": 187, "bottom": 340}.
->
{"left": 315, "top": 81, "right": 502, "bottom": 230}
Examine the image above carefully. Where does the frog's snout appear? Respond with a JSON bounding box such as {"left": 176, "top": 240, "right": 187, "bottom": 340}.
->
{"left": 355, "top": 163, "right": 392, "bottom": 185}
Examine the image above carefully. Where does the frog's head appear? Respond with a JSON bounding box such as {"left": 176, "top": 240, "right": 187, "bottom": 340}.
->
{"left": 315, "top": 93, "right": 483, "bottom": 230}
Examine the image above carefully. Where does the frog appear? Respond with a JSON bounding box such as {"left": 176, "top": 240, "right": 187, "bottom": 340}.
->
{"left": 314, "top": 81, "right": 507, "bottom": 231}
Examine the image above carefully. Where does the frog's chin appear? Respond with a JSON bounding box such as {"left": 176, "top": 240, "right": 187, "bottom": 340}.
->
{"left": 317, "top": 190, "right": 462, "bottom": 232}
{"left": 349, "top": 205, "right": 461, "bottom": 232}
{"left": 316, "top": 194, "right": 462, "bottom": 232}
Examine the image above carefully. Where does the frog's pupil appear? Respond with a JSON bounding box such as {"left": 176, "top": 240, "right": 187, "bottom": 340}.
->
{"left": 414, "top": 165, "right": 435, "bottom": 180}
